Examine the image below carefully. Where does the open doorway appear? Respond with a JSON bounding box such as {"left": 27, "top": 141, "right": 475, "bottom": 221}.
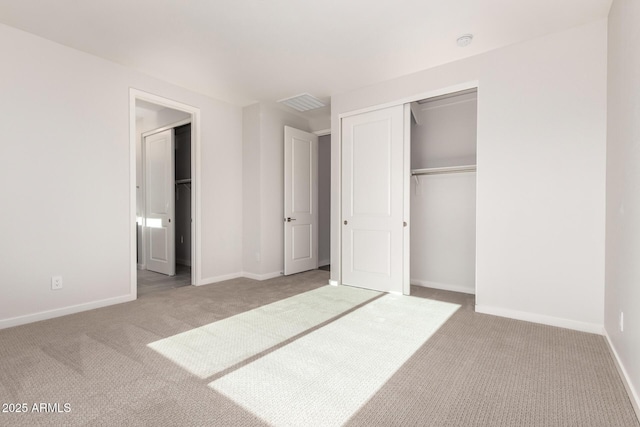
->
{"left": 130, "top": 89, "right": 200, "bottom": 298}
{"left": 318, "top": 133, "right": 331, "bottom": 271}
{"left": 409, "top": 88, "right": 477, "bottom": 295}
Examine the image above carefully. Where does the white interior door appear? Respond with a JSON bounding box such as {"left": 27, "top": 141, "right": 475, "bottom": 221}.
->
{"left": 145, "top": 129, "right": 176, "bottom": 276}
{"left": 341, "top": 105, "right": 406, "bottom": 293}
{"left": 284, "top": 126, "right": 318, "bottom": 275}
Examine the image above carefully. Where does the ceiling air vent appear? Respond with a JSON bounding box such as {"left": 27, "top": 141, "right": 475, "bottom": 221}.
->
{"left": 277, "top": 93, "right": 325, "bottom": 112}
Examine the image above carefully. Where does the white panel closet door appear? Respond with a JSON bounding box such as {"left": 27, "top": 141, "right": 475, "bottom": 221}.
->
{"left": 341, "top": 105, "right": 405, "bottom": 293}
{"left": 145, "top": 129, "right": 176, "bottom": 276}
{"left": 284, "top": 126, "right": 318, "bottom": 275}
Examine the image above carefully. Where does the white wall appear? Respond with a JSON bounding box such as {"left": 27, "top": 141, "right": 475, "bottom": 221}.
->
{"left": 605, "top": 0, "right": 640, "bottom": 413}
{"left": 0, "top": 23, "right": 243, "bottom": 327}
{"left": 242, "top": 104, "right": 262, "bottom": 275}
{"left": 307, "top": 107, "right": 331, "bottom": 134}
{"left": 331, "top": 19, "right": 607, "bottom": 332}
{"left": 318, "top": 134, "right": 331, "bottom": 266}
{"left": 411, "top": 173, "right": 476, "bottom": 294}
{"left": 242, "top": 102, "right": 312, "bottom": 278}
{"left": 411, "top": 92, "right": 477, "bottom": 169}
{"left": 410, "top": 93, "right": 477, "bottom": 294}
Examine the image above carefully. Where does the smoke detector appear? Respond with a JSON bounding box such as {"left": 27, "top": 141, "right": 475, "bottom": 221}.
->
{"left": 457, "top": 34, "right": 473, "bottom": 47}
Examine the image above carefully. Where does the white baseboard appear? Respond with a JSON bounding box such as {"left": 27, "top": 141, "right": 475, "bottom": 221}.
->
{"left": 411, "top": 278, "right": 475, "bottom": 295}
{"left": 604, "top": 329, "right": 640, "bottom": 420}
{"left": 242, "top": 271, "right": 283, "bottom": 281}
{"left": 475, "top": 304, "right": 604, "bottom": 335}
{"left": 0, "top": 294, "right": 136, "bottom": 330}
{"left": 318, "top": 259, "right": 330, "bottom": 267}
{"left": 329, "top": 279, "right": 339, "bottom": 286}
{"left": 137, "top": 264, "right": 146, "bottom": 270}
{"left": 198, "top": 272, "right": 244, "bottom": 286}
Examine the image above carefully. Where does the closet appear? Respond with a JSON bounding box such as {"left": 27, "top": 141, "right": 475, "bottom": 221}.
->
{"left": 174, "top": 123, "right": 192, "bottom": 268}
{"left": 409, "top": 89, "right": 477, "bottom": 294}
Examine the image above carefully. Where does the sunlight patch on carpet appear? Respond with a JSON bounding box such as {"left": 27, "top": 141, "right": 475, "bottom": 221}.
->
{"left": 147, "top": 285, "right": 380, "bottom": 378}
{"left": 209, "top": 293, "right": 460, "bottom": 426}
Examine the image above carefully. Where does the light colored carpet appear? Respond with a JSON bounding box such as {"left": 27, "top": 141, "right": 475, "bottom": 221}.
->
{"left": 0, "top": 269, "right": 637, "bottom": 426}
{"left": 148, "top": 285, "right": 380, "bottom": 378}
{"left": 137, "top": 265, "right": 191, "bottom": 296}
{"left": 210, "top": 293, "right": 459, "bottom": 426}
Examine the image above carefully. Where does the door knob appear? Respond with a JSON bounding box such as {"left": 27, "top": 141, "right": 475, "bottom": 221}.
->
{"left": 344, "top": 220, "right": 348, "bottom": 225}
{"left": 286, "top": 217, "right": 296, "bottom": 222}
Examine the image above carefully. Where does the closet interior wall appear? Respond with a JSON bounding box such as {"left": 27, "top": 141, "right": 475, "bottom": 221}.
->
{"left": 318, "top": 134, "right": 331, "bottom": 268}
{"left": 410, "top": 90, "right": 478, "bottom": 294}
{"left": 175, "top": 123, "right": 192, "bottom": 267}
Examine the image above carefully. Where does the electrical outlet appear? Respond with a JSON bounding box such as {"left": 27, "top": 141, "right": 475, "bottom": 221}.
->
{"left": 51, "top": 276, "right": 63, "bottom": 290}
{"left": 620, "top": 312, "right": 624, "bottom": 332}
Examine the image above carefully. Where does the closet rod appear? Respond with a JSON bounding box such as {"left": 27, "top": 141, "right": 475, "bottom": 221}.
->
{"left": 411, "top": 165, "right": 476, "bottom": 176}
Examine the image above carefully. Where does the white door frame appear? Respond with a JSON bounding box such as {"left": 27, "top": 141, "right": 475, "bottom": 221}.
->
{"left": 335, "top": 81, "right": 479, "bottom": 295}
{"left": 129, "top": 88, "right": 201, "bottom": 298}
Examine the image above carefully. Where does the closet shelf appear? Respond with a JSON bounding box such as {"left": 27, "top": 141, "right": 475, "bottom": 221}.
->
{"left": 175, "top": 179, "right": 192, "bottom": 184}
{"left": 411, "top": 165, "right": 476, "bottom": 176}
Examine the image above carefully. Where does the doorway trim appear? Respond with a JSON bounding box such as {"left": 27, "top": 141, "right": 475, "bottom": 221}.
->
{"left": 129, "top": 88, "right": 202, "bottom": 298}
{"left": 334, "top": 80, "right": 479, "bottom": 295}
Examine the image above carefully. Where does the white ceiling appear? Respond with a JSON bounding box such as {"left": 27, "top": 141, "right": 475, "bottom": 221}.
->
{"left": 0, "top": 0, "right": 611, "bottom": 113}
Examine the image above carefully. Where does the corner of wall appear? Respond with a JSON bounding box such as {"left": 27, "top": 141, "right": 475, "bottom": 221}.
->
{"left": 604, "top": 328, "right": 640, "bottom": 420}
